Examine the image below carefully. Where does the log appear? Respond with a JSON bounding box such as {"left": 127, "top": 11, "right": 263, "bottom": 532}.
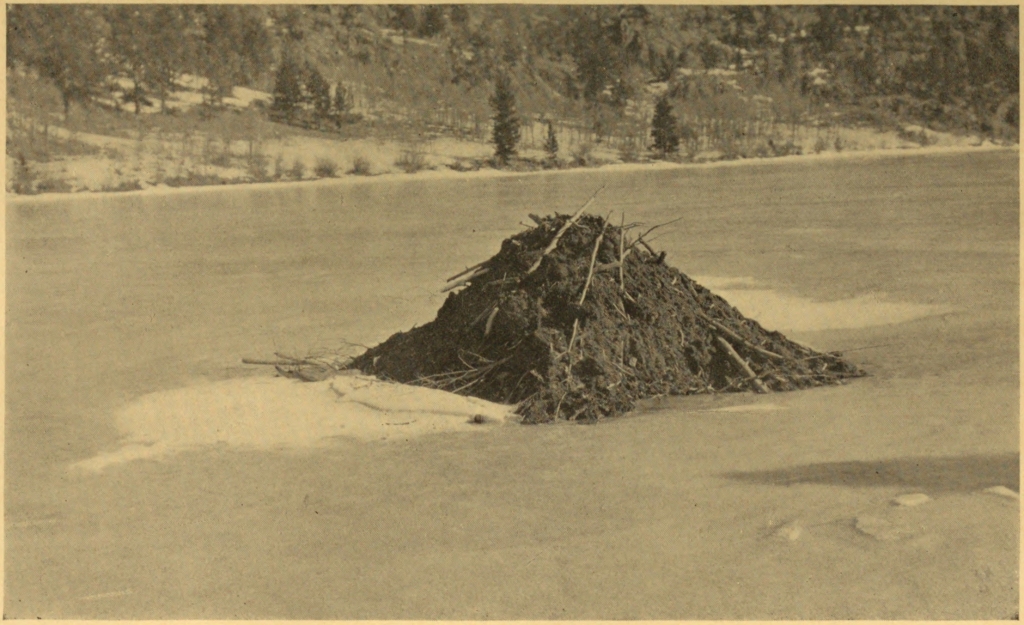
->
{"left": 525, "top": 185, "right": 606, "bottom": 276}
{"left": 716, "top": 336, "right": 770, "bottom": 393}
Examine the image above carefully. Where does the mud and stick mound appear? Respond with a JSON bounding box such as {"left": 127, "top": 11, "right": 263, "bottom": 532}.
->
{"left": 350, "top": 212, "right": 865, "bottom": 423}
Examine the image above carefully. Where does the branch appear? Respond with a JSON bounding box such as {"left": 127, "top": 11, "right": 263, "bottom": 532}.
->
{"left": 618, "top": 212, "right": 626, "bottom": 290}
{"left": 525, "top": 184, "right": 606, "bottom": 276}
{"left": 441, "top": 267, "right": 489, "bottom": 292}
{"left": 484, "top": 306, "right": 500, "bottom": 336}
{"left": 446, "top": 260, "right": 487, "bottom": 283}
{"left": 716, "top": 336, "right": 770, "bottom": 393}
{"left": 578, "top": 217, "right": 610, "bottom": 306}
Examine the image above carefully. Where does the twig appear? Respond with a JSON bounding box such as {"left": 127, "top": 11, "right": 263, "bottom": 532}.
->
{"left": 553, "top": 391, "right": 568, "bottom": 420}
{"left": 441, "top": 267, "right": 489, "bottom": 292}
{"left": 470, "top": 305, "right": 496, "bottom": 328}
{"left": 567, "top": 317, "right": 580, "bottom": 353}
{"left": 635, "top": 216, "right": 683, "bottom": 242}
{"left": 484, "top": 306, "right": 500, "bottom": 336}
{"left": 611, "top": 297, "right": 629, "bottom": 320}
{"left": 623, "top": 216, "right": 679, "bottom": 258}
{"left": 578, "top": 218, "right": 610, "bottom": 305}
{"left": 637, "top": 238, "right": 657, "bottom": 256}
{"left": 618, "top": 212, "right": 626, "bottom": 290}
{"left": 833, "top": 343, "right": 895, "bottom": 353}
{"left": 668, "top": 286, "right": 787, "bottom": 361}
{"left": 243, "top": 358, "right": 302, "bottom": 366}
{"left": 707, "top": 318, "right": 786, "bottom": 361}
{"left": 525, "top": 184, "right": 606, "bottom": 276}
{"left": 446, "top": 260, "right": 486, "bottom": 283}
{"left": 716, "top": 336, "right": 770, "bottom": 393}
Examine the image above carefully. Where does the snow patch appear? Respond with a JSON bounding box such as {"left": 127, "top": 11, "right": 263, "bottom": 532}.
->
{"left": 73, "top": 375, "right": 515, "bottom": 473}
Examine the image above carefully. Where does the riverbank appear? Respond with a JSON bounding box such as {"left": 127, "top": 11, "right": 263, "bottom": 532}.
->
{"left": 7, "top": 132, "right": 1015, "bottom": 204}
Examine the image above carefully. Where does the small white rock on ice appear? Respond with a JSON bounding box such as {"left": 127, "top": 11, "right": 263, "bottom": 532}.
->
{"left": 854, "top": 515, "right": 905, "bottom": 541}
{"left": 772, "top": 520, "right": 803, "bottom": 542}
{"left": 892, "top": 493, "right": 931, "bottom": 507}
{"left": 982, "top": 486, "right": 1020, "bottom": 500}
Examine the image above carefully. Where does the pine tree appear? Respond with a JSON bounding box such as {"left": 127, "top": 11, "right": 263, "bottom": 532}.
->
{"left": 490, "top": 72, "right": 521, "bottom": 165}
{"left": 8, "top": 5, "right": 111, "bottom": 120}
{"left": 543, "top": 121, "right": 559, "bottom": 161}
{"left": 271, "top": 55, "right": 303, "bottom": 121}
{"left": 305, "top": 63, "right": 331, "bottom": 123}
{"left": 650, "top": 96, "right": 680, "bottom": 157}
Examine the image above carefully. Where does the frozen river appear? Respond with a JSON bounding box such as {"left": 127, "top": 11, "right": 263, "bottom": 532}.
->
{"left": 6, "top": 149, "right": 1019, "bottom": 618}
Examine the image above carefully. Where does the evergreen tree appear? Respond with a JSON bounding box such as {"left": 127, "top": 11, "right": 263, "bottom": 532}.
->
{"left": 271, "top": 55, "right": 303, "bottom": 121}
{"left": 544, "top": 121, "right": 559, "bottom": 161}
{"left": 8, "top": 5, "right": 111, "bottom": 119}
{"left": 194, "top": 6, "right": 271, "bottom": 106}
{"left": 650, "top": 96, "right": 680, "bottom": 157}
{"left": 490, "top": 72, "right": 521, "bottom": 164}
{"left": 305, "top": 63, "right": 331, "bottom": 122}
{"left": 143, "top": 6, "right": 193, "bottom": 114}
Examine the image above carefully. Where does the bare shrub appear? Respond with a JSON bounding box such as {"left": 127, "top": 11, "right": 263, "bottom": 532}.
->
{"left": 395, "top": 148, "right": 427, "bottom": 173}
{"left": 570, "top": 142, "right": 593, "bottom": 167}
{"left": 314, "top": 156, "right": 339, "bottom": 178}
{"left": 348, "top": 156, "right": 372, "bottom": 176}
{"left": 10, "top": 153, "right": 37, "bottom": 194}
{"left": 288, "top": 159, "right": 306, "bottom": 180}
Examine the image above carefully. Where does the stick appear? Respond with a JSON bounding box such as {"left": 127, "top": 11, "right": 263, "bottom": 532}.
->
{"left": 243, "top": 358, "right": 303, "bottom": 366}
{"left": 708, "top": 318, "right": 787, "bottom": 362}
{"left": 578, "top": 219, "right": 609, "bottom": 305}
{"left": 668, "top": 286, "right": 787, "bottom": 361}
{"left": 568, "top": 317, "right": 580, "bottom": 353}
{"left": 618, "top": 212, "right": 626, "bottom": 290}
{"left": 470, "top": 305, "right": 496, "bottom": 328}
{"left": 525, "top": 184, "right": 606, "bottom": 276}
{"left": 484, "top": 307, "right": 500, "bottom": 336}
{"left": 634, "top": 216, "right": 683, "bottom": 243}
{"left": 637, "top": 237, "right": 657, "bottom": 256}
{"left": 446, "top": 260, "right": 486, "bottom": 283}
{"left": 441, "top": 267, "right": 489, "bottom": 292}
{"left": 716, "top": 336, "right": 770, "bottom": 393}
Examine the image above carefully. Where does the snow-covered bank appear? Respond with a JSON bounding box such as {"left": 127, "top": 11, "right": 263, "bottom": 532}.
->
{"left": 8, "top": 138, "right": 1016, "bottom": 205}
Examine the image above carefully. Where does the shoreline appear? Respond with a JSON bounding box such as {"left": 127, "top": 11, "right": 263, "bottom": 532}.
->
{"left": 6, "top": 141, "right": 1017, "bottom": 205}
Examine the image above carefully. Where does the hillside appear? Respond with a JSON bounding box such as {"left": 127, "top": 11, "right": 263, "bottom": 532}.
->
{"left": 6, "top": 5, "right": 1019, "bottom": 194}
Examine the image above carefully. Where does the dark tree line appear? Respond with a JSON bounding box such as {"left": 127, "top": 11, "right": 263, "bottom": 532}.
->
{"left": 270, "top": 56, "right": 352, "bottom": 127}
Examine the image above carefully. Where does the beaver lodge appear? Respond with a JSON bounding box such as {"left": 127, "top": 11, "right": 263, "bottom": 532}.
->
{"left": 322, "top": 194, "right": 865, "bottom": 424}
